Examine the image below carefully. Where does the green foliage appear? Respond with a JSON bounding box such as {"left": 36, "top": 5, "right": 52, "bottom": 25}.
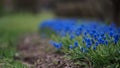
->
{"left": 53, "top": 35, "right": 120, "bottom": 68}
{"left": 0, "top": 58, "right": 28, "bottom": 68}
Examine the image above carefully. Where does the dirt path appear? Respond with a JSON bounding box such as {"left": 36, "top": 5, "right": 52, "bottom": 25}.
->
{"left": 15, "top": 33, "right": 83, "bottom": 68}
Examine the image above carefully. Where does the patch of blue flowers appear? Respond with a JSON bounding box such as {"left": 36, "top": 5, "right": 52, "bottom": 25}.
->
{"left": 40, "top": 18, "right": 78, "bottom": 36}
{"left": 40, "top": 19, "right": 120, "bottom": 51}
{"left": 40, "top": 19, "right": 120, "bottom": 67}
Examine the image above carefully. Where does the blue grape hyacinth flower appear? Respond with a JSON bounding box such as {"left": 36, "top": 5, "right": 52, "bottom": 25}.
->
{"left": 93, "top": 46, "right": 97, "bottom": 50}
{"left": 69, "top": 45, "right": 74, "bottom": 49}
{"left": 81, "top": 47, "right": 87, "bottom": 53}
{"left": 74, "top": 41, "right": 79, "bottom": 48}
{"left": 70, "top": 34, "right": 75, "bottom": 40}
{"left": 52, "top": 42, "right": 62, "bottom": 49}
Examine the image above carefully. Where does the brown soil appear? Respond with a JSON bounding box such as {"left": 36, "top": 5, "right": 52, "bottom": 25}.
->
{"left": 15, "top": 33, "right": 84, "bottom": 68}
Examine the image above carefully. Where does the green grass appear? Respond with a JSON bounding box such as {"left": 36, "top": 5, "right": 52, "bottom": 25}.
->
{"left": 0, "top": 11, "right": 54, "bottom": 68}
{"left": 0, "top": 12, "right": 54, "bottom": 32}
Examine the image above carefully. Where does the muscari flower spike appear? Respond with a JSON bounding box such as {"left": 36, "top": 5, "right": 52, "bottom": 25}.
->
{"left": 74, "top": 41, "right": 79, "bottom": 48}
{"left": 69, "top": 45, "right": 74, "bottom": 49}
{"left": 70, "top": 34, "right": 75, "bottom": 40}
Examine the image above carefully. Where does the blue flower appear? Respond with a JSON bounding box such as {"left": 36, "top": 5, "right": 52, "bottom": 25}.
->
{"left": 70, "top": 34, "right": 75, "bottom": 40}
{"left": 93, "top": 33, "right": 98, "bottom": 40}
{"left": 113, "top": 34, "right": 119, "bottom": 44}
{"left": 93, "top": 46, "right": 97, "bottom": 50}
{"left": 85, "top": 38, "right": 91, "bottom": 43}
{"left": 85, "top": 38, "right": 92, "bottom": 46}
{"left": 86, "top": 44, "right": 91, "bottom": 48}
{"left": 91, "top": 39, "right": 94, "bottom": 44}
{"left": 81, "top": 47, "right": 87, "bottom": 53}
{"left": 109, "top": 31, "right": 114, "bottom": 37}
{"left": 82, "top": 39, "right": 84, "bottom": 43}
{"left": 104, "top": 40, "right": 108, "bottom": 45}
{"left": 69, "top": 45, "right": 74, "bottom": 49}
{"left": 52, "top": 42, "right": 62, "bottom": 49}
{"left": 83, "top": 31, "right": 87, "bottom": 36}
{"left": 92, "top": 30, "right": 96, "bottom": 33}
{"left": 95, "top": 42, "right": 99, "bottom": 46}
{"left": 74, "top": 41, "right": 79, "bottom": 47}
{"left": 100, "top": 32, "right": 105, "bottom": 37}
{"left": 103, "top": 35, "right": 106, "bottom": 40}
{"left": 114, "top": 34, "right": 119, "bottom": 40}
{"left": 97, "top": 36, "right": 104, "bottom": 44}
{"left": 118, "top": 27, "right": 120, "bottom": 33}
{"left": 75, "top": 31, "right": 81, "bottom": 36}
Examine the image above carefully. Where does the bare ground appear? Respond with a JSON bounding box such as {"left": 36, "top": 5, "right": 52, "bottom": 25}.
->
{"left": 15, "top": 33, "right": 84, "bottom": 68}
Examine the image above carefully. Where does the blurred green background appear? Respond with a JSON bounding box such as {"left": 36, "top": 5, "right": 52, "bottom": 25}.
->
{"left": 0, "top": 12, "right": 54, "bottom": 67}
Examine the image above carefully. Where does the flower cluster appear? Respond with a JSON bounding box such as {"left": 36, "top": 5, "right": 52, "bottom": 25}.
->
{"left": 40, "top": 19, "right": 120, "bottom": 51}
{"left": 40, "top": 18, "right": 77, "bottom": 36}
{"left": 40, "top": 19, "right": 120, "bottom": 67}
